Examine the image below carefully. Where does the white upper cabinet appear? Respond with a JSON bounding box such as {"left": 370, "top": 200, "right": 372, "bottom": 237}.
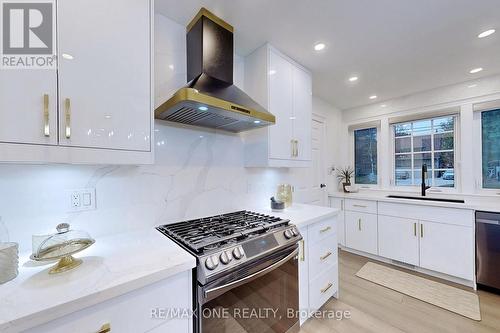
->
{"left": 291, "top": 65, "right": 312, "bottom": 161}
{"left": 0, "top": 71, "right": 57, "bottom": 145}
{"left": 0, "top": 0, "right": 153, "bottom": 164}
{"left": 58, "top": 0, "right": 151, "bottom": 151}
{"left": 244, "top": 44, "right": 312, "bottom": 167}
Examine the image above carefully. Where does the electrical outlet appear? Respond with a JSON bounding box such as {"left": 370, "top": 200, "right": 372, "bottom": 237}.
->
{"left": 68, "top": 188, "right": 96, "bottom": 212}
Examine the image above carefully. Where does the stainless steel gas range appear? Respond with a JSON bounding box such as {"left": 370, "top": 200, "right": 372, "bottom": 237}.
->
{"left": 157, "top": 211, "right": 302, "bottom": 333}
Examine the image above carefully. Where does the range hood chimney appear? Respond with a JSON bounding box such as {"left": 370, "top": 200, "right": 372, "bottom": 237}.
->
{"left": 155, "top": 8, "right": 275, "bottom": 133}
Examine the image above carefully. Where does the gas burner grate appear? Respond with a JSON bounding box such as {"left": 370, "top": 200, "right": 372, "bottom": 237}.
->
{"left": 156, "top": 211, "right": 289, "bottom": 255}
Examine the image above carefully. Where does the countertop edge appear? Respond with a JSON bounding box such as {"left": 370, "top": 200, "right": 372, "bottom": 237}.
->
{"left": 0, "top": 254, "right": 196, "bottom": 333}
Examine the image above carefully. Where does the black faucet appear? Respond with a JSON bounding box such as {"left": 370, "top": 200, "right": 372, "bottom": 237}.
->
{"left": 421, "top": 164, "right": 431, "bottom": 196}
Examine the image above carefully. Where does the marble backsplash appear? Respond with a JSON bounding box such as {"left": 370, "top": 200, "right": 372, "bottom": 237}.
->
{"left": 0, "top": 121, "right": 300, "bottom": 252}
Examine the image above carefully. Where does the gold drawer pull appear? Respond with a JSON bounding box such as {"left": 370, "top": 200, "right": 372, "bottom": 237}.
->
{"left": 358, "top": 218, "right": 362, "bottom": 231}
{"left": 65, "top": 98, "right": 71, "bottom": 139}
{"left": 414, "top": 223, "right": 417, "bottom": 237}
{"left": 320, "top": 251, "right": 332, "bottom": 261}
{"left": 353, "top": 204, "right": 367, "bottom": 208}
{"left": 420, "top": 224, "right": 424, "bottom": 238}
{"left": 295, "top": 139, "right": 299, "bottom": 157}
{"left": 43, "top": 94, "right": 50, "bottom": 137}
{"left": 320, "top": 282, "right": 333, "bottom": 294}
{"left": 300, "top": 240, "right": 305, "bottom": 262}
{"left": 97, "top": 323, "right": 111, "bottom": 333}
{"left": 319, "top": 226, "right": 331, "bottom": 233}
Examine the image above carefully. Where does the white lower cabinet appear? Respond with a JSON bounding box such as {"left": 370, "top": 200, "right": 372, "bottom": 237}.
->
{"left": 298, "top": 216, "right": 338, "bottom": 325}
{"left": 378, "top": 215, "right": 419, "bottom": 266}
{"left": 345, "top": 211, "right": 378, "bottom": 255}
{"left": 419, "top": 220, "right": 474, "bottom": 281}
{"left": 26, "top": 271, "right": 192, "bottom": 333}
{"left": 333, "top": 196, "right": 475, "bottom": 283}
{"left": 329, "top": 197, "right": 345, "bottom": 246}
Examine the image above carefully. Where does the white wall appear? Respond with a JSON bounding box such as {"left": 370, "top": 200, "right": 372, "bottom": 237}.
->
{"left": 0, "top": 14, "right": 342, "bottom": 252}
{"left": 340, "top": 74, "right": 500, "bottom": 195}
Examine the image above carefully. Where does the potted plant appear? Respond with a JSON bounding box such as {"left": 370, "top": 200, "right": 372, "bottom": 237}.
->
{"left": 335, "top": 166, "right": 354, "bottom": 193}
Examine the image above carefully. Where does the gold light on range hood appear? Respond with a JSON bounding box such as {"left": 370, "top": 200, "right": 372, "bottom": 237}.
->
{"left": 155, "top": 8, "right": 275, "bottom": 133}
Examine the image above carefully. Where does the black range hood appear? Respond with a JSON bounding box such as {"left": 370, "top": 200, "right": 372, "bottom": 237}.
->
{"left": 155, "top": 8, "right": 275, "bottom": 133}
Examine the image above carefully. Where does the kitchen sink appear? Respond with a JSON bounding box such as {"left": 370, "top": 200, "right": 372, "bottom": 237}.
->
{"left": 386, "top": 195, "right": 465, "bottom": 204}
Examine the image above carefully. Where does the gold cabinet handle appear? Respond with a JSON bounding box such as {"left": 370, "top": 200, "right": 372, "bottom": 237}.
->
{"left": 295, "top": 139, "right": 299, "bottom": 157}
{"left": 43, "top": 94, "right": 50, "bottom": 137}
{"left": 291, "top": 139, "right": 295, "bottom": 157}
{"left": 65, "top": 98, "right": 71, "bottom": 139}
{"left": 414, "top": 223, "right": 417, "bottom": 237}
{"left": 300, "top": 239, "right": 305, "bottom": 261}
{"left": 97, "top": 323, "right": 110, "bottom": 333}
{"left": 353, "top": 204, "right": 367, "bottom": 208}
{"left": 320, "top": 282, "right": 333, "bottom": 294}
{"left": 420, "top": 224, "right": 424, "bottom": 238}
{"left": 358, "top": 218, "right": 362, "bottom": 231}
{"left": 319, "top": 226, "right": 331, "bottom": 233}
{"left": 320, "top": 251, "right": 332, "bottom": 261}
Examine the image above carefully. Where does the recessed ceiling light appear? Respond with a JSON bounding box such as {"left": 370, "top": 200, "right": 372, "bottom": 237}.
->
{"left": 168, "top": 64, "right": 174, "bottom": 70}
{"left": 369, "top": 95, "right": 378, "bottom": 100}
{"left": 314, "top": 42, "right": 326, "bottom": 51}
{"left": 254, "top": 120, "right": 261, "bottom": 124}
{"left": 469, "top": 67, "right": 483, "bottom": 74}
{"left": 478, "top": 29, "right": 495, "bottom": 38}
{"left": 268, "top": 69, "right": 277, "bottom": 75}
{"left": 348, "top": 76, "right": 359, "bottom": 82}
{"left": 62, "top": 53, "right": 74, "bottom": 60}
{"left": 198, "top": 106, "right": 208, "bottom": 111}
{"left": 381, "top": 104, "right": 387, "bottom": 108}
{"left": 468, "top": 84, "right": 478, "bottom": 88}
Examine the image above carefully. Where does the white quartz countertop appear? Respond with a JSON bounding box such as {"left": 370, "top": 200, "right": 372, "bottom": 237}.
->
{"left": 328, "top": 191, "right": 500, "bottom": 212}
{"left": 252, "top": 203, "right": 340, "bottom": 228}
{"left": 0, "top": 228, "right": 196, "bottom": 333}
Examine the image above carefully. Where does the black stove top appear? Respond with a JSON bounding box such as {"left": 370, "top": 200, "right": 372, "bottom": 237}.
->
{"left": 157, "top": 211, "right": 290, "bottom": 255}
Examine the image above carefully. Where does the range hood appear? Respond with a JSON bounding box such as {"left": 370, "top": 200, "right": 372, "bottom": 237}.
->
{"left": 155, "top": 8, "right": 275, "bottom": 133}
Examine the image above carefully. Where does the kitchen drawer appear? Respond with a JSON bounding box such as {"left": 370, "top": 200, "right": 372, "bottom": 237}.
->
{"left": 309, "top": 234, "right": 337, "bottom": 278}
{"left": 345, "top": 199, "right": 377, "bottom": 214}
{"left": 345, "top": 211, "right": 378, "bottom": 255}
{"left": 308, "top": 217, "right": 336, "bottom": 244}
{"left": 26, "top": 271, "right": 192, "bottom": 333}
{"left": 309, "top": 264, "right": 338, "bottom": 312}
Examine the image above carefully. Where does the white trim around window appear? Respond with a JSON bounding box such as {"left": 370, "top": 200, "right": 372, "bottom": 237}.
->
{"left": 389, "top": 114, "right": 460, "bottom": 193}
{"left": 349, "top": 125, "right": 381, "bottom": 188}
{"left": 473, "top": 107, "right": 500, "bottom": 194}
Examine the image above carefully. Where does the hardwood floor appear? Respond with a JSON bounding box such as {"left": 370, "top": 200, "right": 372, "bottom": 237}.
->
{"left": 299, "top": 249, "right": 500, "bottom": 333}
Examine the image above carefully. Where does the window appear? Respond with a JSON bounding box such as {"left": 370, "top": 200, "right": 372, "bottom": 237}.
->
{"left": 393, "top": 116, "right": 455, "bottom": 187}
{"left": 354, "top": 128, "right": 377, "bottom": 184}
{"left": 481, "top": 109, "right": 500, "bottom": 189}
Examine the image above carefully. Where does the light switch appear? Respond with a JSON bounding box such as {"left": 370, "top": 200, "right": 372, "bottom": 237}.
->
{"left": 82, "top": 193, "right": 91, "bottom": 206}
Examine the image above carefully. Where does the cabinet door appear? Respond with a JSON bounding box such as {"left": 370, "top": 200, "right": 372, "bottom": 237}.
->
{"left": 298, "top": 226, "right": 308, "bottom": 324}
{"left": 419, "top": 221, "right": 474, "bottom": 280}
{"left": 292, "top": 66, "right": 312, "bottom": 161}
{"left": 268, "top": 49, "right": 293, "bottom": 160}
{"left": 330, "top": 198, "right": 345, "bottom": 246}
{"left": 58, "top": 0, "right": 151, "bottom": 151}
{"left": 345, "top": 211, "right": 378, "bottom": 255}
{"left": 0, "top": 71, "right": 57, "bottom": 145}
{"left": 378, "top": 215, "right": 419, "bottom": 265}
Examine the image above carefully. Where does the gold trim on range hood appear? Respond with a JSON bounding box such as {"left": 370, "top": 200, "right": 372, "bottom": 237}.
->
{"left": 155, "top": 88, "right": 275, "bottom": 124}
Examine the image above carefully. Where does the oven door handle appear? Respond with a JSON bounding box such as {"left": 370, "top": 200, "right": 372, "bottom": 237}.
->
{"left": 204, "top": 248, "right": 298, "bottom": 301}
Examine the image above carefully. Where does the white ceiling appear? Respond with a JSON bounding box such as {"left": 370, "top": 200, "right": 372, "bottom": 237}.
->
{"left": 155, "top": 0, "right": 500, "bottom": 110}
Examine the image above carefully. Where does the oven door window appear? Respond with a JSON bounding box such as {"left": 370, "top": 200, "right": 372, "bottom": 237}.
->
{"left": 201, "top": 249, "right": 299, "bottom": 333}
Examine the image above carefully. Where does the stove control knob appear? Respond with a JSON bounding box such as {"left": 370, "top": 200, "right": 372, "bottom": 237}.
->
{"left": 205, "top": 256, "right": 219, "bottom": 270}
{"left": 284, "top": 229, "right": 294, "bottom": 239}
{"left": 291, "top": 227, "right": 299, "bottom": 237}
{"left": 232, "top": 247, "right": 244, "bottom": 260}
{"left": 220, "top": 251, "right": 232, "bottom": 265}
